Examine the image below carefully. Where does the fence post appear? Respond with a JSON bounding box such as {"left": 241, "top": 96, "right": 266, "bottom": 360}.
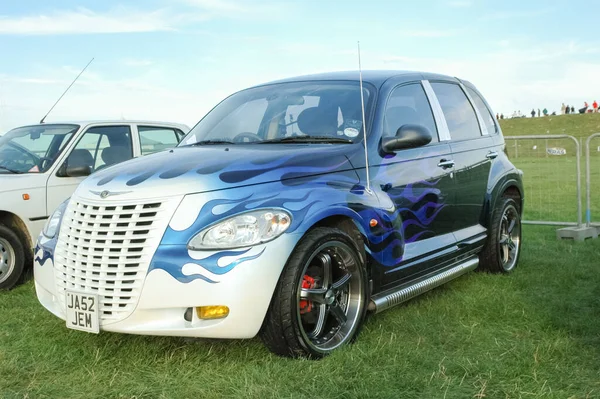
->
{"left": 585, "top": 133, "right": 600, "bottom": 227}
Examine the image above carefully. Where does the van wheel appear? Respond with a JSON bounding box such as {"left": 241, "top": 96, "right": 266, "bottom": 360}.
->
{"left": 480, "top": 197, "right": 522, "bottom": 273}
{"left": 0, "top": 225, "right": 26, "bottom": 290}
{"left": 260, "top": 227, "right": 368, "bottom": 359}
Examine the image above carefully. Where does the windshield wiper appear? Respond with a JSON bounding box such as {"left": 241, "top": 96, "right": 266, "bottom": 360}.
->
{"left": 0, "top": 166, "right": 24, "bottom": 174}
{"left": 260, "top": 136, "right": 353, "bottom": 144}
{"left": 185, "top": 140, "right": 236, "bottom": 146}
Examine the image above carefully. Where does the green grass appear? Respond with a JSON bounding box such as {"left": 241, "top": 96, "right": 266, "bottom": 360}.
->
{"left": 1, "top": 226, "right": 599, "bottom": 398}
{"left": 500, "top": 113, "right": 600, "bottom": 139}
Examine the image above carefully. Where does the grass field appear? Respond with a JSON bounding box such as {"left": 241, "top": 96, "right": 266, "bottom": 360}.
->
{"left": 1, "top": 226, "right": 599, "bottom": 398}
{"left": 1, "top": 115, "right": 600, "bottom": 398}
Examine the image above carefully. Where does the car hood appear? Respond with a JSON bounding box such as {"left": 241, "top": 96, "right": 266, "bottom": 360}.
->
{"left": 76, "top": 144, "right": 362, "bottom": 201}
{"left": 0, "top": 173, "right": 48, "bottom": 193}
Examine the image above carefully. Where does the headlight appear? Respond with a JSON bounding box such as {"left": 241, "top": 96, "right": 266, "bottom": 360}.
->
{"left": 43, "top": 200, "right": 68, "bottom": 238}
{"left": 188, "top": 209, "right": 292, "bottom": 250}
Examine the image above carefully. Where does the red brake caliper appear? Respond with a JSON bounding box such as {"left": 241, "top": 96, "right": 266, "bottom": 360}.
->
{"left": 299, "top": 275, "right": 316, "bottom": 315}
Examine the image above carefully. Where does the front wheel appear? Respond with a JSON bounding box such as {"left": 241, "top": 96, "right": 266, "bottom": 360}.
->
{"left": 480, "top": 197, "right": 522, "bottom": 273}
{"left": 260, "top": 227, "right": 368, "bottom": 359}
{"left": 0, "top": 225, "right": 26, "bottom": 290}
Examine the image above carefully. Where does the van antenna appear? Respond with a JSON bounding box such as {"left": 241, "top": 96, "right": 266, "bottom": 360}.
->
{"left": 357, "top": 42, "right": 372, "bottom": 194}
{"left": 40, "top": 57, "right": 94, "bottom": 124}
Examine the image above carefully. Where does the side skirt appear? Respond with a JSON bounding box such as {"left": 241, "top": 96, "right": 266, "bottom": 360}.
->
{"left": 369, "top": 256, "right": 479, "bottom": 313}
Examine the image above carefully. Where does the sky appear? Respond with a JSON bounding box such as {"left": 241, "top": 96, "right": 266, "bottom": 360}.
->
{"left": 0, "top": 0, "right": 597, "bottom": 132}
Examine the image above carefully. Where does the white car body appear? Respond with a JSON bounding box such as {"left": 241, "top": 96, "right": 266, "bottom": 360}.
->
{"left": 0, "top": 120, "right": 189, "bottom": 249}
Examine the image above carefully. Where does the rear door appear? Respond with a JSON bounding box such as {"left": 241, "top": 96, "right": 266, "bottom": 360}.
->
{"left": 46, "top": 125, "right": 134, "bottom": 214}
{"left": 371, "top": 81, "right": 458, "bottom": 286}
{"left": 429, "top": 81, "right": 495, "bottom": 239}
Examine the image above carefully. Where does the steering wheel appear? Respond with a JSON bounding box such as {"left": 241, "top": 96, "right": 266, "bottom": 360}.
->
{"left": 233, "top": 132, "right": 263, "bottom": 143}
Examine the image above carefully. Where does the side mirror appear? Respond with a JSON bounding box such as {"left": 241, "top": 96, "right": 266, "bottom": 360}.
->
{"left": 57, "top": 162, "right": 91, "bottom": 178}
{"left": 66, "top": 164, "right": 92, "bottom": 177}
{"left": 381, "top": 124, "right": 432, "bottom": 153}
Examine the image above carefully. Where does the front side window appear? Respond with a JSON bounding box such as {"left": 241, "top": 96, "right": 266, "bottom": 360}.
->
{"left": 384, "top": 83, "right": 439, "bottom": 142}
{"left": 431, "top": 83, "right": 481, "bottom": 141}
{"left": 0, "top": 124, "right": 79, "bottom": 174}
{"left": 138, "top": 126, "right": 183, "bottom": 155}
{"left": 465, "top": 86, "right": 498, "bottom": 134}
{"left": 66, "top": 126, "right": 132, "bottom": 174}
{"left": 181, "top": 81, "right": 374, "bottom": 145}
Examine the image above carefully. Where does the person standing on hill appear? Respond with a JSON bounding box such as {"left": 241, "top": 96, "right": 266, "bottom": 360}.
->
{"left": 561, "top": 103, "right": 566, "bottom": 114}
{"left": 593, "top": 100, "right": 598, "bottom": 113}
{"left": 571, "top": 106, "right": 575, "bottom": 113}
{"left": 566, "top": 105, "right": 571, "bottom": 114}
{"left": 537, "top": 108, "right": 541, "bottom": 117}
{"left": 531, "top": 109, "right": 536, "bottom": 117}
{"left": 543, "top": 108, "right": 548, "bottom": 116}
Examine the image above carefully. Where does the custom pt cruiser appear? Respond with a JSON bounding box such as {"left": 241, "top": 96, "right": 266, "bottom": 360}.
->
{"left": 35, "top": 71, "right": 523, "bottom": 358}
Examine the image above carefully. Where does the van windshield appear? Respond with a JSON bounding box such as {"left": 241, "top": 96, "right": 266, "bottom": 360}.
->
{"left": 181, "top": 81, "right": 373, "bottom": 146}
{"left": 0, "top": 124, "right": 79, "bottom": 174}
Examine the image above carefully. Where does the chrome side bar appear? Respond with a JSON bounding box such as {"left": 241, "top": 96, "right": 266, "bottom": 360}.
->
{"left": 370, "top": 257, "right": 479, "bottom": 314}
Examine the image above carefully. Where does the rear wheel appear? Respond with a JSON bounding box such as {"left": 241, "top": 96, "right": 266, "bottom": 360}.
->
{"left": 0, "top": 225, "right": 26, "bottom": 290}
{"left": 260, "top": 227, "right": 368, "bottom": 358}
{"left": 480, "top": 197, "right": 522, "bottom": 273}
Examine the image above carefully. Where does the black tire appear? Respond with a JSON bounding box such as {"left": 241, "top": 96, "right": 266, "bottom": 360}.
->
{"left": 260, "top": 227, "right": 368, "bottom": 359}
{"left": 0, "top": 225, "right": 26, "bottom": 290}
{"left": 480, "top": 197, "right": 522, "bottom": 273}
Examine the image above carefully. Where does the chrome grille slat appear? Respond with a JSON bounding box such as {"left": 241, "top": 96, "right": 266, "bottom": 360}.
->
{"left": 53, "top": 196, "right": 180, "bottom": 325}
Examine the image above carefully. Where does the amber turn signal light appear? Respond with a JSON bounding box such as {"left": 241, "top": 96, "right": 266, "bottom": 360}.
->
{"left": 196, "top": 306, "right": 229, "bottom": 320}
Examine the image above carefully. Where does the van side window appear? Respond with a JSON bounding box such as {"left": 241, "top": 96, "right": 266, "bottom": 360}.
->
{"left": 384, "top": 83, "right": 439, "bottom": 143}
{"left": 431, "top": 83, "right": 481, "bottom": 141}
{"left": 465, "top": 86, "right": 498, "bottom": 134}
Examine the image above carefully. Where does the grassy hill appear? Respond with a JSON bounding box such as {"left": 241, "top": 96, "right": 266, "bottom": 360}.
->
{"left": 499, "top": 113, "right": 600, "bottom": 139}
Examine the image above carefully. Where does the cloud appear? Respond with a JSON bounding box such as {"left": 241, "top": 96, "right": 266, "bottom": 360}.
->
{"left": 182, "top": 0, "right": 289, "bottom": 17}
{"left": 0, "top": 7, "right": 182, "bottom": 35}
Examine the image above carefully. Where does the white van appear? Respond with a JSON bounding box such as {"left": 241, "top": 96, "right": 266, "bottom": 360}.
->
{"left": 0, "top": 120, "right": 188, "bottom": 289}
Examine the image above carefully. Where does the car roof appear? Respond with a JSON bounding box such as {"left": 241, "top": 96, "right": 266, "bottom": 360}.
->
{"left": 12, "top": 120, "right": 190, "bottom": 131}
{"left": 255, "top": 70, "right": 461, "bottom": 89}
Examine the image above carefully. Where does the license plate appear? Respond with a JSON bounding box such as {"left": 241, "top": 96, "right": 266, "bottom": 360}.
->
{"left": 65, "top": 291, "right": 100, "bottom": 334}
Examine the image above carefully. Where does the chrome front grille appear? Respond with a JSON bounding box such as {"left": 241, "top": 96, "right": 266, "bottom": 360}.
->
{"left": 54, "top": 196, "right": 180, "bottom": 324}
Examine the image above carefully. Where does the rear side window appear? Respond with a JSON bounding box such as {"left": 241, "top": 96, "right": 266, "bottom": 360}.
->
{"left": 139, "top": 126, "right": 183, "bottom": 155}
{"left": 465, "top": 86, "right": 498, "bottom": 134}
{"left": 431, "top": 82, "right": 481, "bottom": 141}
{"left": 384, "top": 83, "right": 438, "bottom": 142}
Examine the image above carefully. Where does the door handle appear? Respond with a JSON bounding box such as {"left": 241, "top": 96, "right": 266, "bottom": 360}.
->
{"left": 486, "top": 151, "right": 499, "bottom": 159}
{"left": 437, "top": 159, "right": 455, "bottom": 169}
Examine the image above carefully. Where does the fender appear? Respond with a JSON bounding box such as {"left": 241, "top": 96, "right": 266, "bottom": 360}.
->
{"left": 481, "top": 154, "right": 524, "bottom": 229}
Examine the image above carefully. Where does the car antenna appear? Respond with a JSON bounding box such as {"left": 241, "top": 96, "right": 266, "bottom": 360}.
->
{"left": 40, "top": 57, "right": 94, "bottom": 124}
{"left": 357, "top": 41, "right": 372, "bottom": 194}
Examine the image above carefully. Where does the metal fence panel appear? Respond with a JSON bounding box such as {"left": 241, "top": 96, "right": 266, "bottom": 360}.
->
{"left": 585, "top": 133, "right": 600, "bottom": 227}
{"left": 505, "top": 135, "right": 581, "bottom": 226}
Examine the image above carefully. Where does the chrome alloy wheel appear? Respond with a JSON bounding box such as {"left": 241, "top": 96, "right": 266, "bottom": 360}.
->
{"left": 296, "top": 241, "right": 364, "bottom": 353}
{"left": 0, "top": 237, "right": 16, "bottom": 284}
{"left": 498, "top": 204, "right": 521, "bottom": 272}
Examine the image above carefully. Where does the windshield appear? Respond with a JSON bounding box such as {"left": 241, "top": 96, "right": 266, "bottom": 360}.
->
{"left": 181, "top": 81, "right": 373, "bottom": 146}
{"left": 0, "top": 124, "right": 79, "bottom": 174}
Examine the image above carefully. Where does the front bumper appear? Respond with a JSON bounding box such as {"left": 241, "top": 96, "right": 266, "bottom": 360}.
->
{"left": 34, "top": 233, "right": 301, "bottom": 339}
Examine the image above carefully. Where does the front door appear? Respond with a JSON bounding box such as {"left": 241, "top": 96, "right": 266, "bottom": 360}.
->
{"left": 369, "top": 82, "right": 458, "bottom": 287}
{"left": 46, "top": 125, "right": 133, "bottom": 214}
